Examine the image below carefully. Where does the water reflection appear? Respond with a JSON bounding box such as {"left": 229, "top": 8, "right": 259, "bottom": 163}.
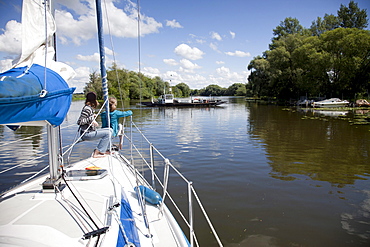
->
{"left": 341, "top": 189, "right": 370, "bottom": 241}
{"left": 0, "top": 125, "right": 47, "bottom": 191}
{"left": 248, "top": 104, "right": 370, "bottom": 187}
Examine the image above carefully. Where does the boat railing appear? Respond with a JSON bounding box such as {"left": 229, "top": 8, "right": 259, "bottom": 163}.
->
{"left": 122, "top": 118, "right": 223, "bottom": 247}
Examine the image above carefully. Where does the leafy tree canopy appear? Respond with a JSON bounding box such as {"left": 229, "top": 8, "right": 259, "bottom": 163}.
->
{"left": 248, "top": 1, "right": 369, "bottom": 101}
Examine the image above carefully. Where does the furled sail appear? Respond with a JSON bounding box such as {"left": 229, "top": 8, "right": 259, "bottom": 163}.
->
{"left": 0, "top": 0, "right": 76, "bottom": 126}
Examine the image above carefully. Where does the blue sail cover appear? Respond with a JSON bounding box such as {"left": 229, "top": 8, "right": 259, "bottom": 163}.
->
{"left": 0, "top": 64, "right": 75, "bottom": 126}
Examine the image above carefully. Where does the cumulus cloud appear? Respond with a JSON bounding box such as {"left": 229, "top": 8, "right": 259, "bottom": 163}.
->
{"left": 180, "top": 73, "right": 207, "bottom": 89}
{"left": 104, "top": 47, "right": 114, "bottom": 56}
{"left": 210, "top": 31, "right": 222, "bottom": 41}
{"left": 216, "top": 61, "right": 225, "bottom": 65}
{"left": 68, "top": 66, "right": 91, "bottom": 93}
{"left": 174, "top": 44, "right": 204, "bottom": 60}
{"left": 214, "top": 66, "right": 249, "bottom": 85}
{"left": 142, "top": 66, "right": 160, "bottom": 78}
{"left": 55, "top": 0, "right": 162, "bottom": 45}
{"left": 163, "top": 71, "right": 181, "bottom": 84}
{"left": 76, "top": 48, "right": 115, "bottom": 65}
{"left": 230, "top": 31, "right": 235, "bottom": 39}
{"left": 163, "top": 58, "right": 178, "bottom": 66}
{"left": 225, "top": 50, "right": 251, "bottom": 57}
{"left": 216, "top": 66, "right": 231, "bottom": 75}
{"left": 76, "top": 53, "right": 100, "bottom": 62}
{"left": 180, "top": 59, "right": 201, "bottom": 70}
{"left": 0, "top": 20, "right": 22, "bottom": 55}
{"left": 166, "top": 19, "right": 183, "bottom": 28}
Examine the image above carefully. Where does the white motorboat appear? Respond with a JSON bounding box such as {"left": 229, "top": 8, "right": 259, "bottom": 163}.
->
{"left": 312, "top": 98, "right": 349, "bottom": 108}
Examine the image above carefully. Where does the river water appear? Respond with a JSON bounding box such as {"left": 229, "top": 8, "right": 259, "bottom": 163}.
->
{"left": 0, "top": 97, "right": 369, "bottom": 246}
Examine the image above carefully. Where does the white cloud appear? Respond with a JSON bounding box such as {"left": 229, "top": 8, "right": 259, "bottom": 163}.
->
{"left": 216, "top": 66, "right": 231, "bottom": 75}
{"left": 68, "top": 66, "right": 91, "bottom": 93}
{"left": 76, "top": 49, "right": 115, "bottom": 66}
{"left": 142, "top": 66, "right": 160, "bottom": 78}
{"left": 174, "top": 44, "right": 204, "bottom": 60}
{"left": 76, "top": 53, "right": 100, "bottom": 62}
{"left": 181, "top": 73, "right": 207, "bottom": 89}
{"left": 225, "top": 50, "right": 251, "bottom": 57}
{"left": 196, "top": 39, "right": 206, "bottom": 44}
{"left": 166, "top": 19, "right": 183, "bottom": 28}
{"left": 210, "top": 31, "right": 222, "bottom": 41}
{"left": 0, "top": 20, "right": 22, "bottom": 55}
{"left": 209, "top": 42, "right": 220, "bottom": 53}
{"left": 55, "top": 0, "right": 162, "bottom": 45}
{"left": 163, "top": 71, "right": 181, "bottom": 85}
{"left": 211, "top": 66, "right": 249, "bottom": 87}
{"left": 163, "top": 58, "right": 178, "bottom": 66}
{"left": 104, "top": 47, "right": 114, "bottom": 56}
{"left": 216, "top": 61, "right": 225, "bottom": 65}
{"left": 55, "top": 9, "right": 97, "bottom": 45}
{"left": 230, "top": 31, "right": 235, "bottom": 39}
{"left": 180, "top": 59, "right": 201, "bottom": 70}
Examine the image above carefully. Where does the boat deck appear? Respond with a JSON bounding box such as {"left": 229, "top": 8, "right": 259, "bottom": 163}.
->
{"left": 0, "top": 154, "right": 188, "bottom": 247}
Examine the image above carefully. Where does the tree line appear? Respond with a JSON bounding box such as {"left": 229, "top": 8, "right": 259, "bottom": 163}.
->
{"left": 247, "top": 1, "right": 370, "bottom": 101}
{"left": 83, "top": 63, "right": 247, "bottom": 100}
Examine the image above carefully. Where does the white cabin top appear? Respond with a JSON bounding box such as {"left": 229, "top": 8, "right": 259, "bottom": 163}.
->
{"left": 159, "top": 94, "right": 174, "bottom": 104}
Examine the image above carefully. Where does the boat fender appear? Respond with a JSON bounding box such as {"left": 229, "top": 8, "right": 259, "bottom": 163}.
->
{"left": 135, "top": 185, "right": 162, "bottom": 205}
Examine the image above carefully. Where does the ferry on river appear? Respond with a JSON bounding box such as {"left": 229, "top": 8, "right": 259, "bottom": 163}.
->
{"left": 141, "top": 94, "right": 227, "bottom": 107}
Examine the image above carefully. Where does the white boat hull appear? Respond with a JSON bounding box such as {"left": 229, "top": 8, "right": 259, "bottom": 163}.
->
{"left": 312, "top": 98, "right": 349, "bottom": 108}
{"left": 0, "top": 154, "right": 189, "bottom": 247}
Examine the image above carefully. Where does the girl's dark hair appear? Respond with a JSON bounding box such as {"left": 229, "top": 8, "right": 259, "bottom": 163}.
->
{"left": 86, "top": 92, "right": 98, "bottom": 108}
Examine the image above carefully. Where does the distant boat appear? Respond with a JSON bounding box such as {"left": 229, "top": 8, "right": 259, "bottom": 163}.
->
{"left": 142, "top": 94, "right": 227, "bottom": 107}
{"left": 356, "top": 99, "right": 370, "bottom": 107}
{"left": 312, "top": 98, "right": 349, "bottom": 108}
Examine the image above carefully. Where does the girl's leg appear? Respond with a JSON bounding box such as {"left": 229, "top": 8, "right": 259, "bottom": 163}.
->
{"left": 96, "top": 128, "right": 113, "bottom": 153}
{"left": 82, "top": 128, "right": 112, "bottom": 154}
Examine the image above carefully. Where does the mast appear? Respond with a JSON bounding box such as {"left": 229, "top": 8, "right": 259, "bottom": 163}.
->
{"left": 43, "top": 0, "right": 62, "bottom": 190}
{"left": 95, "top": 0, "right": 110, "bottom": 128}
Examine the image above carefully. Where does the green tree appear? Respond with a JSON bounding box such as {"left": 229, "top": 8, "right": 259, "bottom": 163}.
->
{"left": 268, "top": 34, "right": 311, "bottom": 99}
{"left": 154, "top": 76, "right": 170, "bottom": 96}
{"left": 84, "top": 71, "right": 103, "bottom": 99}
{"left": 225, "top": 83, "right": 246, "bottom": 96}
{"left": 171, "top": 86, "right": 182, "bottom": 97}
{"left": 247, "top": 55, "right": 271, "bottom": 97}
{"left": 321, "top": 28, "right": 370, "bottom": 97}
{"left": 107, "top": 64, "right": 130, "bottom": 100}
{"left": 272, "top": 17, "right": 306, "bottom": 42}
{"left": 201, "top": 84, "right": 225, "bottom": 96}
{"left": 310, "top": 14, "right": 340, "bottom": 36}
{"left": 174, "top": 83, "right": 191, "bottom": 97}
{"left": 338, "top": 1, "right": 368, "bottom": 29}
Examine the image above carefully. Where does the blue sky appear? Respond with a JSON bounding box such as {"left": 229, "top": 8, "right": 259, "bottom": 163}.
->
{"left": 0, "top": 0, "right": 369, "bottom": 93}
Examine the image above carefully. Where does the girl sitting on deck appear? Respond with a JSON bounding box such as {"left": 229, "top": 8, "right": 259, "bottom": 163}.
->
{"left": 101, "top": 97, "right": 133, "bottom": 150}
{"left": 77, "top": 92, "right": 112, "bottom": 158}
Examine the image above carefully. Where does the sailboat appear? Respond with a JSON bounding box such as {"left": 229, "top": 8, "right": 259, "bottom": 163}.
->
{"left": 0, "top": 1, "right": 222, "bottom": 246}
